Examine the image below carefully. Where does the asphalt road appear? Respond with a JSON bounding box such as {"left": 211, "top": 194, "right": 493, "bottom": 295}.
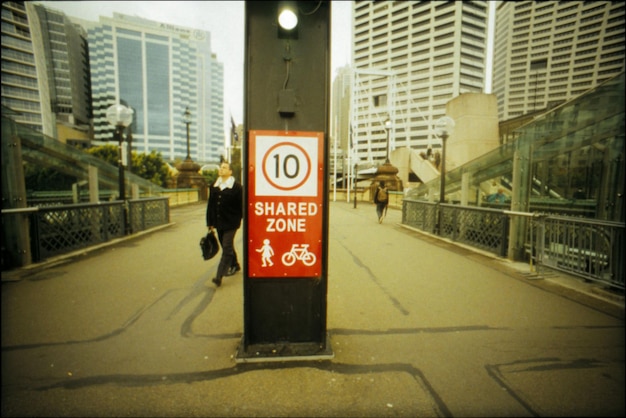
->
{"left": 2, "top": 201, "right": 624, "bottom": 417}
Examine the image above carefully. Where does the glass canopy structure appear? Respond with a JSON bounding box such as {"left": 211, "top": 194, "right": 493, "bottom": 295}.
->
{"left": 407, "top": 71, "right": 625, "bottom": 223}
{"left": 2, "top": 107, "right": 165, "bottom": 206}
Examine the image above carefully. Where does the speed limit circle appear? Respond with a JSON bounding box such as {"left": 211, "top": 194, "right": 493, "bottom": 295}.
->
{"left": 261, "top": 142, "right": 312, "bottom": 191}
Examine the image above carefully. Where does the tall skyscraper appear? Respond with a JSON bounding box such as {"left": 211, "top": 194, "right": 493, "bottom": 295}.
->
{"left": 350, "top": 1, "right": 489, "bottom": 164}
{"left": 330, "top": 65, "right": 351, "bottom": 180}
{"left": 88, "top": 13, "right": 224, "bottom": 163}
{"left": 1, "top": 2, "right": 91, "bottom": 138}
{"left": 493, "top": 1, "right": 625, "bottom": 120}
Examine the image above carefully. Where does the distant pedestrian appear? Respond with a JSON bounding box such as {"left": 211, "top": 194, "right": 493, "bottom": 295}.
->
{"left": 573, "top": 188, "right": 586, "bottom": 199}
{"left": 374, "top": 180, "right": 388, "bottom": 223}
{"left": 433, "top": 151, "right": 441, "bottom": 169}
{"left": 206, "top": 161, "right": 242, "bottom": 287}
{"left": 486, "top": 188, "right": 506, "bottom": 203}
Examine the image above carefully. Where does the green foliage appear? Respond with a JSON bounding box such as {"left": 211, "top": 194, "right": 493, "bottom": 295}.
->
{"left": 132, "top": 150, "right": 171, "bottom": 187}
{"left": 87, "top": 145, "right": 170, "bottom": 187}
{"left": 202, "top": 169, "right": 219, "bottom": 186}
{"left": 86, "top": 144, "right": 119, "bottom": 166}
{"left": 24, "top": 145, "right": 171, "bottom": 192}
{"left": 24, "top": 164, "right": 75, "bottom": 191}
{"left": 230, "top": 147, "right": 242, "bottom": 183}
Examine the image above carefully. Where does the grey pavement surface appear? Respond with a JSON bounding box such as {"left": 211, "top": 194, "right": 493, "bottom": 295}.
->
{"left": 2, "top": 201, "right": 624, "bottom": 417}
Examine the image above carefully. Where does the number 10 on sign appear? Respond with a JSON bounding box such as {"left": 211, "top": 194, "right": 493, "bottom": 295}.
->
{"left": 255, "top": 133, "right": 320, "bottom": 197}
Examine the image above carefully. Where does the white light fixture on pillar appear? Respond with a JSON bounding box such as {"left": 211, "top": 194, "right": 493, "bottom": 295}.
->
{"left": 277, "top": 2, "right": 299, "bottom": 39}
{"left": 278, "top": 3, "right": 298, "bottom": 30}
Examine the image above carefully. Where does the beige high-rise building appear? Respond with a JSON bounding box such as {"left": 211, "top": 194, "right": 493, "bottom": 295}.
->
{"left": 1, "top": 2, "right": 91, "bottom": 139}
{"left": 349, "top": 1, "right": 490, "bottom": 166}
{"left": 330, "top": 65, "right": 351, "bottom": 183}
{"left": 493, "top": 1, "right": 625, "bottom": 121}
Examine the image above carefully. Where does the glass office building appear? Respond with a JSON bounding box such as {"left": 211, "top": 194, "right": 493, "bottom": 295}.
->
{"left": 88, "top": 13, "right": 224, "bottom": 163}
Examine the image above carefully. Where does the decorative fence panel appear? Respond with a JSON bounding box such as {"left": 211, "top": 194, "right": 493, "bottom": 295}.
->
{"left": 32, "top": 202, "right": 124, "bottom": 260}
{"left": 2, "top": 198, "right": 170, "bottom": 269}
{"left": 534, "top": 215, "right": 624, "bottom": 289}
{"left": 403, "top": 199, "right": 624, "bottom": 290}
{"left": 129, "top": 198, "right": 170, "bottom": 234}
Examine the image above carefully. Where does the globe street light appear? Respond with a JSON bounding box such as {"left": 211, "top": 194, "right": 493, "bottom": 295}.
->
{"left": 183, "top": 107, "right": 192, "bottom": 161}
{"left": 434, "top": 116, "right": 455, "bottom": 234}
{"left": 106, "top": 103, "right": 134, "bottom": 233}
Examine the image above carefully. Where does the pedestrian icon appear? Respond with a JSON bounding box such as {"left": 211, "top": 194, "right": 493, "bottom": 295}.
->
{"left": 255, "top": 239, "right": 274, "bottom": 267}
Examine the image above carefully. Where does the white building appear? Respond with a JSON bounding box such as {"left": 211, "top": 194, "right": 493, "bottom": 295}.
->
{"left": 349, "top": 1, "right": 490, "bottom": 166}
{"left": 493, "top": 1, "right": 625, "bottom": 120}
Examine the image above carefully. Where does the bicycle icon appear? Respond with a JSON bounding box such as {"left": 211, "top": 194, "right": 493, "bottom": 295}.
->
{"left": 282, "top": 244, "right": 316, "bottom": 266}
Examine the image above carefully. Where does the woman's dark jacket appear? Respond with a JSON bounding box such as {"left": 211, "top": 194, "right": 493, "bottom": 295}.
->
{"left": 206, "top": 181, "right": 243, "bottom": 231}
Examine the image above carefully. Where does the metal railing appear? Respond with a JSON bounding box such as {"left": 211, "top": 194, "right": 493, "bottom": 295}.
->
{"left": 533, "top": 215, "right": 624, "bottom": 289}
{"left": 2, "top": 197, "right": 170, "bottom": 269}
{"left": 128, "top": 197, "right": 170, "bottom": 234}
{"left": 31, "top": 201, "right": 125, "bottom": 261}
{"left": 402, "top": 201, "right": 509, "bottom": 256}
{"left": 403, "top": 199, "right": 624, "bottom": 290}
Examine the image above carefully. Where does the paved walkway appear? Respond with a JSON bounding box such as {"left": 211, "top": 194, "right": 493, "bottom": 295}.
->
{"left": 2, "top": 201, "right": 624, "bottom": 417}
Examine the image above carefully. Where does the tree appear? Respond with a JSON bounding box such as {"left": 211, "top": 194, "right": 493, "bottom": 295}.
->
{"left": 24, "top": 164, "right": 74, "bottom": 191}
{"left": 230, "top": 147, "right": 242, "bottom": 183}
{"left": 132, "top": 150, "right": 171, "bottom": 187}
{"left": 85, "top": 144, "right": 118, "bottom": 166}
{"left": 202, "top": 168, "right": 219, "bottom": 186}
{"left": 86, "top": 145, "right": 171, "bottom": 187}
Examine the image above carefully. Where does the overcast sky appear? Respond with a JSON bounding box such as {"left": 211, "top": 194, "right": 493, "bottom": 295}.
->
{"left": 37, "top": 1, "right": 353, "bottom": 136}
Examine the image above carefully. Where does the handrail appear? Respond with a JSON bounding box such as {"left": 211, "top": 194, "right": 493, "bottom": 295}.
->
{"left": 2, "top": 207, "right": 39, "bottom": 215}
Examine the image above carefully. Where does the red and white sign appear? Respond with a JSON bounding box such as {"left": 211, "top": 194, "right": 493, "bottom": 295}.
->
{"left": 248, "top": 130, "right": 324, "bottom": 278}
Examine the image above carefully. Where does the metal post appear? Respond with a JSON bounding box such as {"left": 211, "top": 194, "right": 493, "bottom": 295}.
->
{"left": 117, "top": 126, "right": 125, "bottom": 202}
{"left": 117, "top": 126, "right": 127, "bottom": 234}
{"left": 127, "top": 127, "right": 133, "bottom": 176}
{"left": 437, "top": 132, "right": 447, "bottom": 235}
{"left": 439, "top": 133, "right": 447, "bottom": 204}
{"left": 183, "top": 107, "right": 192, "bottom": 161}
{"left": 385, "top": 118, "right": 391, "bottom": 163}
{"left": 241, "top": 1, "right": 332, "bottom": 361}
{"left": 185, "top": 121, "right": 190, "bottom": 160}
{"left": 353, "top": 163, "right": 358, "bottom": 208}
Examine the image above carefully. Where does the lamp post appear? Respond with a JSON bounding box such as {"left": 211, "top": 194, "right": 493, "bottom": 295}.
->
{"left": 374, "top": 116, "right": 401, "bottom": 198}
{"left": 106, "top": 103, "right": 134, "bottom": 233}
{"left": 176, "top": 106, "right": 206, "bottom": 194}
{"left": 352, "top": 152, "right": 360, "bottom": 209}
{"left": 183, "top": 107, "right": 192, "bottom": 161}
{"left": 126, "top": 107, "right": 134, "bottom": 177}
{"left": 434, "top": 116, "right": 455, "bottom": 234}
{"left": 384, "top": 117, "right": 391, "bottom": 163}
{"left": 353, "top": 160, "right": 358, "bottom": 209}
